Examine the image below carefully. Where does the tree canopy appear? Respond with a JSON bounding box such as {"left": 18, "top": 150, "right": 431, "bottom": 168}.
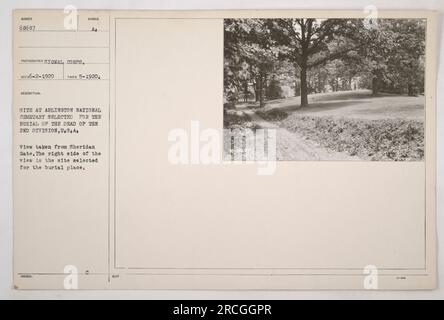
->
{"left": 224, "top": 18, "right": 426, "bottom": 108}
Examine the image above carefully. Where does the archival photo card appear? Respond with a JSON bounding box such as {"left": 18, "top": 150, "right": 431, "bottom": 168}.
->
{"left": 13, "top": 9, "right": 437, "bottom": 290}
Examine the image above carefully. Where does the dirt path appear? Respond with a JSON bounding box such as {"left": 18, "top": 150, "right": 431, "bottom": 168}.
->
{"left": 243, "top": 110, "right": 359, "bottom": 161}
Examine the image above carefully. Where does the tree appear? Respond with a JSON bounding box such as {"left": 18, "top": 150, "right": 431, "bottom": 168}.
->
{"left": 268, "top": 18, "right": 360, "bottom": 107}
{"left": 388, "top": 19, "right": 425, "bottom": 96}
{"left": 353, "top": 19, "right": 425, "bottom": 95}
{"left": 224, "top": 19, "right": 279, "bottom": 107}
{"left": 224, "top": 18, "right": 426, "bottom": 108}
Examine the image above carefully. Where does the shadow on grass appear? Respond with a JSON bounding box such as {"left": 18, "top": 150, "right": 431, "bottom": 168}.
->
{"left": 278, "top": 99, "right": 367, "bottom": 114}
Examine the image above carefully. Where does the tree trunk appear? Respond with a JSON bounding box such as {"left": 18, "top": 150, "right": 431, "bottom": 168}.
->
{"left": 258, "top": 74, "right": 264, "bottom": 107}
{"left": 263, "top": 74, "right": 268, "bottom": 102}
{"left": 294, "top": 64, "right": 300, "bottom": 97}
{"left": 243, "top": 80, "right": 248, "bottom": 103}
{"left": 254, "top": 77, "right": 259, "bottom": 102}
{"left": 294, "top": 79, "right": 300, "bottom": 97}
{"left": 300, "top": 63, "right": 308, "bottom": 108}
{"left": 372, "top": 76, "right": 379, "bottom": 95}
{"left": 407, "top": 83, "right": 414, "bottom": 96}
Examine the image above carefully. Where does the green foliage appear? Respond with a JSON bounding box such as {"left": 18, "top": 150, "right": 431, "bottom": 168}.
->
{"left": 282, "top": 116, "right": 424, "bottom": 160}
{"left": 256, "top": 109, "right": 289, "bottom": 122}
{"left": 224, "top": 19, "right": 281, "bottom": 105}
{"left": 355, "top": 19, "right": 426, "bottom": 95}
{"left": 223, "top": 110, "right": 258, "bottom": 131}
{"left": 224, "top": 18, "right": 426, "bottom": 105}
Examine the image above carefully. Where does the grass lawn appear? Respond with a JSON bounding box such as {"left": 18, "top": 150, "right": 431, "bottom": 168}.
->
{"left": 252, "top": 90, "right": 425, "bottom": 161}
{"left": 263, "top": 90, "right": 424, "bottom": 121}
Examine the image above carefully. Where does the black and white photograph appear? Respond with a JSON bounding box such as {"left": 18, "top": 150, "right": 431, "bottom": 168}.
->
{"left": 223, "top": 18, "right": 426, "bottom": 161}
